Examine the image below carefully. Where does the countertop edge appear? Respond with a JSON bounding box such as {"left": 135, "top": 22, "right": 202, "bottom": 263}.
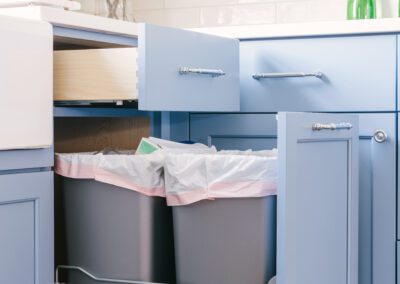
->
{"left": 191, "top": 18, "right": 400, "bottom": 39}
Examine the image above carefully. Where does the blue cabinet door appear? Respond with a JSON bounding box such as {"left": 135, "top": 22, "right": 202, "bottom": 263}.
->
{"left": 240, "top": 35, "right": 396, "bottom": 112}
{"left": 0, "top": 171, "right": 54, "bottom": 284}
{"left": 358, "top": 114, "right": 396, "bottom": 284}
{"left": 138, "top": 24, "right": 240, "bottom": 112}
{"left": 277, "top": 112, "right": 358, "bottom": 284}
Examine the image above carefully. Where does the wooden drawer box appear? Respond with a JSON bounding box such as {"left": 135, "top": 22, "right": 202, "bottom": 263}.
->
{"left": 54, "top": 48, "right": 138, "bottom": 102}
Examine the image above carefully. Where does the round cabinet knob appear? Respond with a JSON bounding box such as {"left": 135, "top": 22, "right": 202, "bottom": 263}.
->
{"left": 374, "top": 130, "right": 388, "bottom": 143}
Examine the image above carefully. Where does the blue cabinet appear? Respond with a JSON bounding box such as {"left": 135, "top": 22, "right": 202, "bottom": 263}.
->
{"left": 190, "top": 112, "right": 395, "bottom": 284}
{"left": 0, "top": 14, "right": 396, "bottom": 284}
{"left": 0, "top": 171, "right": 54, "bottom": 284}
{"left": 240, "top": 35, "right": 396, "bottom": 112}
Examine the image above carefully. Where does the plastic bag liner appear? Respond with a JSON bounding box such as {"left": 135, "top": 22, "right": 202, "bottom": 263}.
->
{"left": 164, "top": 150, "right": 278, "bottom": 206}
{"left": 55, "top": 152, "right": 101, "bottom": 179}
{"left": 55, "top": 151, "right": 166, "bottom": 197}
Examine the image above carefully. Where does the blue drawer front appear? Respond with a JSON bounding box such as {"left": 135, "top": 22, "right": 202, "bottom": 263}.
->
{"left": 138, "top": 24, "right": 240, "bottom": 112}
{"left": 240, "top": 35, "right": 396, "bottom": 112}
{"left": 0, "top": 147, "right": 53, "bottom": 172}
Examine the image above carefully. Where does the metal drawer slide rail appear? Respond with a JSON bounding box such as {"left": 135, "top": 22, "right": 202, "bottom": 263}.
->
{"left": 55, "top": 265, "right": 168, "bottom": 284}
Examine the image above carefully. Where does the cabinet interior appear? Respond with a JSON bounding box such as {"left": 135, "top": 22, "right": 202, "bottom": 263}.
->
{"left": 52, "top": 38, "right": 147, "bottom": 156}
{"left": 54, "top": 117, "right": 149, "bottom": 153}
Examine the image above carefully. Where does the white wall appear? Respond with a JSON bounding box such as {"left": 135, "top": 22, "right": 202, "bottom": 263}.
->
{"left": 78, "top": 0, "right": 398, "bottom": 28}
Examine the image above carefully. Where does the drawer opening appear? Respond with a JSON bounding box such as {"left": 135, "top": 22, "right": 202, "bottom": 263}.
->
{"left": 54, "top": 48, "right": 139, "bottom": 105}
{"left": 53, "top": 35, "right": 137, "bottom": 51}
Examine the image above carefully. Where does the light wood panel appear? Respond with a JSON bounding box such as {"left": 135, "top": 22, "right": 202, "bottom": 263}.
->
{"left": 54, "top": 48, "right": 138, "bottom": 101}
{"left": 54, "top": 117, "right": 149, "bottom": 153}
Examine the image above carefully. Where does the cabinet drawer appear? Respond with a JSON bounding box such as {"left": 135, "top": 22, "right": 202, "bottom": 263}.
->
{"left": 240, "top": 35, "right": 396, "bottom": 112}
{"left": 54, "top": 24, "right": 240, "bottom": 112}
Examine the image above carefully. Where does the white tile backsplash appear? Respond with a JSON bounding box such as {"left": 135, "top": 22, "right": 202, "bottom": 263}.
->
{"left": 131, "top": 0, "right": 164, "bottom": 10}
{"left": 134, "top": 7, "right": 201, "bottom": 27}
{"left": 277, "top": 0, "right": 347, "bottom": 24}
{"left": 78, "top": 0, "right": 399, "bottom": 27}
{"left": 200, "top": 3, "right": 276, "bottom": 26}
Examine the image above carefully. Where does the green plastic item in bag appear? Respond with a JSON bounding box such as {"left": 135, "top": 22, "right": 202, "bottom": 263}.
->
{"left": 136, "top": 138, "right": 160, "bottom": 155}
{"left": 347, "top": 0, "right": 376, "bottom": 19}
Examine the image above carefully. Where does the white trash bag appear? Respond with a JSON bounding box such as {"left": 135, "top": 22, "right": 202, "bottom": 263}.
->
{"left": 55, "top": 151, "right": 166, "bottom": 197}
{"left": 164, "top": 150, "right": 278, "bottom": 206}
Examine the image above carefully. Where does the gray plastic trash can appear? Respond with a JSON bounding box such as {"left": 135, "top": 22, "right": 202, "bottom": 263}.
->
{"left": 173, "top": 197, "right": 276, "bottom": 284}
{"left": 164, "top": 152, "right": 278, "bottom": 284}
{"left": 55, "top": 153, "right": 175, "bottom": 284}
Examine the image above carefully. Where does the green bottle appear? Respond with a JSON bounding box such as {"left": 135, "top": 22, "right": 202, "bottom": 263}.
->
{"left": 347, "top": 0, "right": 376, "bottom": 19}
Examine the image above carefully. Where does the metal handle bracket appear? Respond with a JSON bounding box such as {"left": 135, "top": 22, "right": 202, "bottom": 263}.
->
{"left": 179, "top": 67, "right": 226, "bottom": 77}
{"left": 312, "top": 122, "right": 353, "bottom": 131}
{"left": 253, "top": 72, "right": 323, "bottom": 80}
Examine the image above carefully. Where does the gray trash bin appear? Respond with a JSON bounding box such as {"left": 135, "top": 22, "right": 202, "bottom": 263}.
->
{"left": 55, "top": 152, "right": 175, "bottom": 284}
{"left": 164, "top": 151, "right": 278, "bottom": 284}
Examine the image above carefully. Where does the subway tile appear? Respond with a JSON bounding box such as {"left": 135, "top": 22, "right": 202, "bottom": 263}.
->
{"left": 166, "top": 0, "right": 237, "bottom": 8}
{"left": 307, "top": 0, "right": 347, "bottom": 22}
{"left": 276, "top": 1, "right": 310, "bottom": 23}
{"left": 277, "top": 0, "right": 346, "bottom": 24}
{"left": 200, "top": 3, "right": 276, "bottom": 26}
{"left": 131, "top": 0, "right": 165, "bottom": 11}
{"left": 134, "top": 8, "right": 201, "bottom": 28}
{"left": 380, "top": 0, "right": 398, "bottom": 17}
{"left": 165, "top": 0, "right": 285, "bottom": 9}
{"left": 76, "top": 0, "right": 96, "bottom": 14}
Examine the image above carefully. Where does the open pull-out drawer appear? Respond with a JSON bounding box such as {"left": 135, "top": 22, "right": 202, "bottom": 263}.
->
{"left": 54, "top": 24, "right": 240, "bottom": 112}
{"left": 190, "top": 112, "right": 359, "bottom": 284}
{"left": 277, "top": 113, "right": 358, "bottom": 284}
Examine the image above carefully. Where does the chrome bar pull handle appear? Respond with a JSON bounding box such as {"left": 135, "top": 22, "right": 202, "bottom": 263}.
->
{"left": 374, "top": 130, "right": 388, "bottom": 143}
{"left": 312, "top": 122, "right": 353, "bottom": 131}
{"left": 252, "top": 72, "right": 323, "bottom": 80}
{"left": 179, "top": 67, "right": 226, "bottom": 77}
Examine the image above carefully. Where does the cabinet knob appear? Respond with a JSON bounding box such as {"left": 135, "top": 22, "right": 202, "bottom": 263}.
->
{"left": 374, "top": 130, "right": 387, "bottom": 143}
